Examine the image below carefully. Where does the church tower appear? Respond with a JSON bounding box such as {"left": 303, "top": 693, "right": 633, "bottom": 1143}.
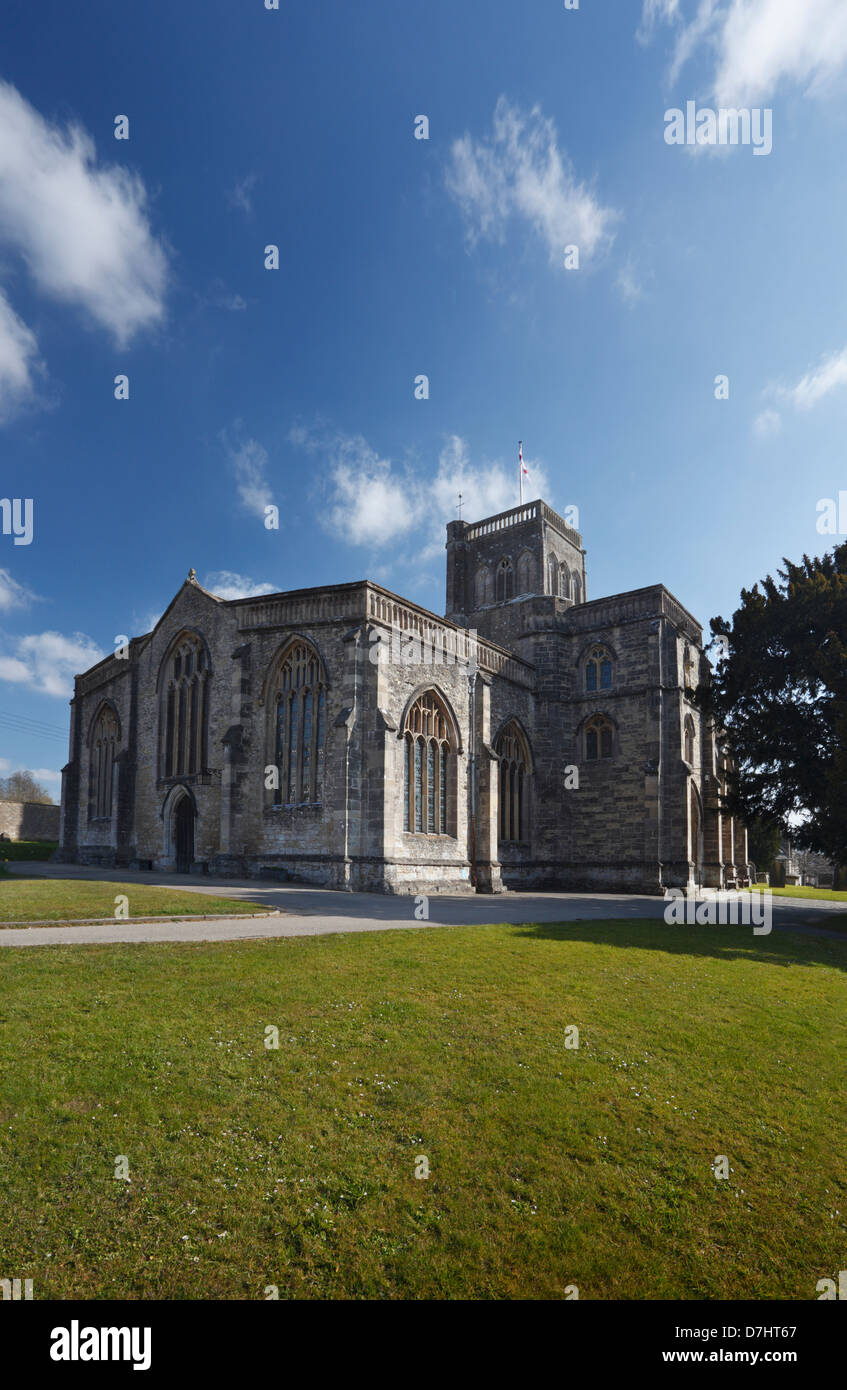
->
{"left": 445, "top": 498, "right": 586, "bottom": 622}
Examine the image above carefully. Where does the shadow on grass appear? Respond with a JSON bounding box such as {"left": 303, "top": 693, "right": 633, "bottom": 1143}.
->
{"left": 511, "top": 918, "right": 847, "bottom": 974}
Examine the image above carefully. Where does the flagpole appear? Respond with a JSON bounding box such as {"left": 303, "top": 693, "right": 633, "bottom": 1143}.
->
{"left": 518, "top": 441, "right": 523, "bottom": 505}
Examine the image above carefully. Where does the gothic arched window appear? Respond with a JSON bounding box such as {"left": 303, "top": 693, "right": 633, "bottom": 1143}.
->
{"left": 516, "top": 551, "right": 534, "bottom": 595}
{"left": 474, "top": 565, "right": 491, "bottom": 609}
{"left": 585, "top": 645, "right": 613, "bottom": 692}
{"left": 161, "top": 632, "right": 209, "bottom": 778}
{"left": 547, "top": 553, "right": 558, "bottom": 596}
{"left": 403, "top": 691, "right": 452, "bottom": 835}
{"left": 496, "top": 559, "right": 514, "bottom": 603}
{"left": 495, "top": 721, "right": 530, "bottom": 843}
{"left": 558, "top": 562, "right": 570, "bottom": 598}
{"left": 90, "top": 705, "right": 119, "bottom": 820}
{"left": 270, "top": 641, "right": 327, "bottom": 806}
{"left": 684, "top": 715, "right": 695, "bottom": 764}
{"left": 585, "top": 713, "right": 614, "bottom": 761}
{"left": 572, "top": 574, "right": 582, "bottom": 605}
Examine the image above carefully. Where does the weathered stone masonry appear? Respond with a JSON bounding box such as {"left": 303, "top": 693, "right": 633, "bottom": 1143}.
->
{"left": 56, "top": 500, "right": 750, "bottom": 894}
{"left": 0, "top": 800, "right": 60, "bottom": 842}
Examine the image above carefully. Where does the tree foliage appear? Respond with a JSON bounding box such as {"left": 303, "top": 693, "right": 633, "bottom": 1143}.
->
{"left": 699, "top": 542, "right": 847, "bottom": 863}
{"left": 0, "top": 770, "right": 54, "bottom": 804}
{"left": 745, "top": 816, "right": 782, "bottom": 873}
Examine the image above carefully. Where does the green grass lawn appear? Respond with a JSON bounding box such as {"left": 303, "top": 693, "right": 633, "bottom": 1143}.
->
{"left": 0, "top": 877, "right": 260, "bottom": 923}
{"left": 0, "top": 919, "right": 844, "bottom": 1300}
{"left": 0, "top": 839, "right": 58, "bottom": 862}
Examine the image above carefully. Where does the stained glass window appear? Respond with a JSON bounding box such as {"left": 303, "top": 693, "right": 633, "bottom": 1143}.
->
{"left": 585, "top": 714, "right": 614, "bottom": 761}
{"left": 403, "top": 691, "right": 451, "bottom": 835}
{"left": 270, "top": 640, "right": 327, "bottom": 806}
{"left": 161, "top": 633, "right": 209, "bottom": 778}
{"left": 495, "top": 722, "right": 530, "bottom": 842}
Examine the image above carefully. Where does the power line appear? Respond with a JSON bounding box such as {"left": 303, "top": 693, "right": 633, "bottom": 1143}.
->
{"left": 0, "top": 712, "right": 68, "bottom": 742}
{"left": 0, "top": 707, "right": 67, "bottom": 734}
{"left": 0, "top": 711, "right": 67, "bottom": 736}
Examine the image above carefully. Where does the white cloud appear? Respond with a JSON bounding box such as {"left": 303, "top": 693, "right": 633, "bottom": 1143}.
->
{"left": 781, "top": 348, "right": 847, "bottom": 411}
{"left": 322, "top": 435, "right": 420, "bottom": 547}
{"left": 293, "top": 427, "right": 552, "bottom": 565}
{"left": 753, "top": 407, "right": 782, "bottom": 438}
{"left": 222, "top": 431, "right": 274, "bottom": 518}
{"left": 641, "top": 0, "right": 847, "bottom": 105}
{"left": 714, "top": 0, "right": 847, "bottom": 106}
{"left": 637, "top": 0, "right": 681, "bottom": 42}
{"left": 203, "top": 279, "right": 247, "bottom": 312}
{"left": 755, "top": 348, "right": 847, "bottom": 433}
{"left": 202, "top": 571, "right": 278, "bottom": 601}
{"left": 0, "top": 80, "right": 169, "bottom": 346}
{"left": 424, "top": 435, "right": 552, "bottom": 560}
{"left": 227, "top": 174, "right": 257, "bottom": 216}
{"left": 615, "top": 260, "right": 645, "bottom": 305}
{"left": 0, "top": 567, "right": 38, "bottom": 612}
{"left": 137, "top": 609, "right": 162, "bottom": 634}
{"left": 668, "top": 0, "right": 721, "bottom": 88}
{"left": 0, "top": 630, "right": 104, "bottom": 698}
{"left": 0, "top": 757, "right": 61, "bottom": 784}
{"left": 0, "top": 288, "right": 41, "bottom": 420}
{"left": 445, "top": 96, "right": 617, "bottom": 268}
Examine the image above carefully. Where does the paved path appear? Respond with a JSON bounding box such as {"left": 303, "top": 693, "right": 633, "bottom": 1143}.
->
{"left": 0, "top": 863, "right": 843, "bottom": 948}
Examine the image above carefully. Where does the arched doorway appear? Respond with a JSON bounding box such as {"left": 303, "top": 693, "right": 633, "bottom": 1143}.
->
{"left": 174, "top": 795, "right": 194, "bottom": 873}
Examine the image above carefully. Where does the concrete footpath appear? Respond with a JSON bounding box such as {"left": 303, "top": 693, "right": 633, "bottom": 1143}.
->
{"left": 0, "top": 862, "right": 844, "bottom": 948}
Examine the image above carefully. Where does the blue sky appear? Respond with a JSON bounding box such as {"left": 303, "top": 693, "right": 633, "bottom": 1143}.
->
{"left": 2, "top": 0, "right": 847, "bottom": 793}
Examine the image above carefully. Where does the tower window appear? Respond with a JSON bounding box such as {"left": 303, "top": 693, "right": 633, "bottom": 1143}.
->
{"left": 585, "top": 714, "right": 614, "bottom": 761}
{"left": 496, "top": 559, "right": 514, "bottom": 603}
{"left": 585, "top": 646, "right": 613, "bottom": 692}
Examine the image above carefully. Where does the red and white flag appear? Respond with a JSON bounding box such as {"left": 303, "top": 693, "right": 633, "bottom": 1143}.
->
{"left": 519, "top": 441, "right": 529, "bottom": 501}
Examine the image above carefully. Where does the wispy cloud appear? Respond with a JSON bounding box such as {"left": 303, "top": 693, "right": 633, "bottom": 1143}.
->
{"left": 0, "top": 756, "right": 61, "bottom": 785}
{"left": 221, "top": 428, "right": 274, "bottom": 519}
{"left": 0, "top": 567, "right": 39, "bottom": 612}
{"left": 0, "top": 80, "right": 169, "bottom": 348}
{"left": 202, "top": 571, "right": 278, "bottom": 601}
{"left": 136, "top": 608, "right": 163, "bottom": 635}
{"left": 226, "top": 173, "right": 258, "bottom": 216}
{"left": 203, "top": 279, "right": 247, "bottom": 312}
{"left": 754, "top": 346, "right": 847, "bottom": 435}
{"left": 637, "top": 0, "right": 681, "bottom": 44}
{"left": 292, "top": 426, "right": 552, "bottom": 566}
{"left": 781, "top": 347, "right": 847, "bottom": 410}
{"left": 640, "top": 0, "right": 847, "bottom": 105}
{"left": 753, "top": 407, "right": 782, "bottom": 439}
{"left": 615, "top": 259, "right": 645, "bottom": 305}
{"left": 0, "top": 289, "right": 42, "bottom": 421}
{"left": 445, "top": 96, "right": 617, "bottom": 269}
{"left": 0, "top": 630, "right": 104, "bottom": 698}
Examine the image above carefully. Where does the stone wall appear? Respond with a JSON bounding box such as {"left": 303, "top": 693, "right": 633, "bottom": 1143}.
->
{"left": 57, "top": 574, "right": 529, "bottom": 893}
{"left": 0, "top": 800, "right": 60, "bottom": 841}
{"left": 56, "top": 511, "right": 741, "bottom": 897}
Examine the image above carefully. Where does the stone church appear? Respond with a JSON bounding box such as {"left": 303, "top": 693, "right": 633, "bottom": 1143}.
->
{"left": 56, "top": 498, "right": 750, "bottom": 894}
